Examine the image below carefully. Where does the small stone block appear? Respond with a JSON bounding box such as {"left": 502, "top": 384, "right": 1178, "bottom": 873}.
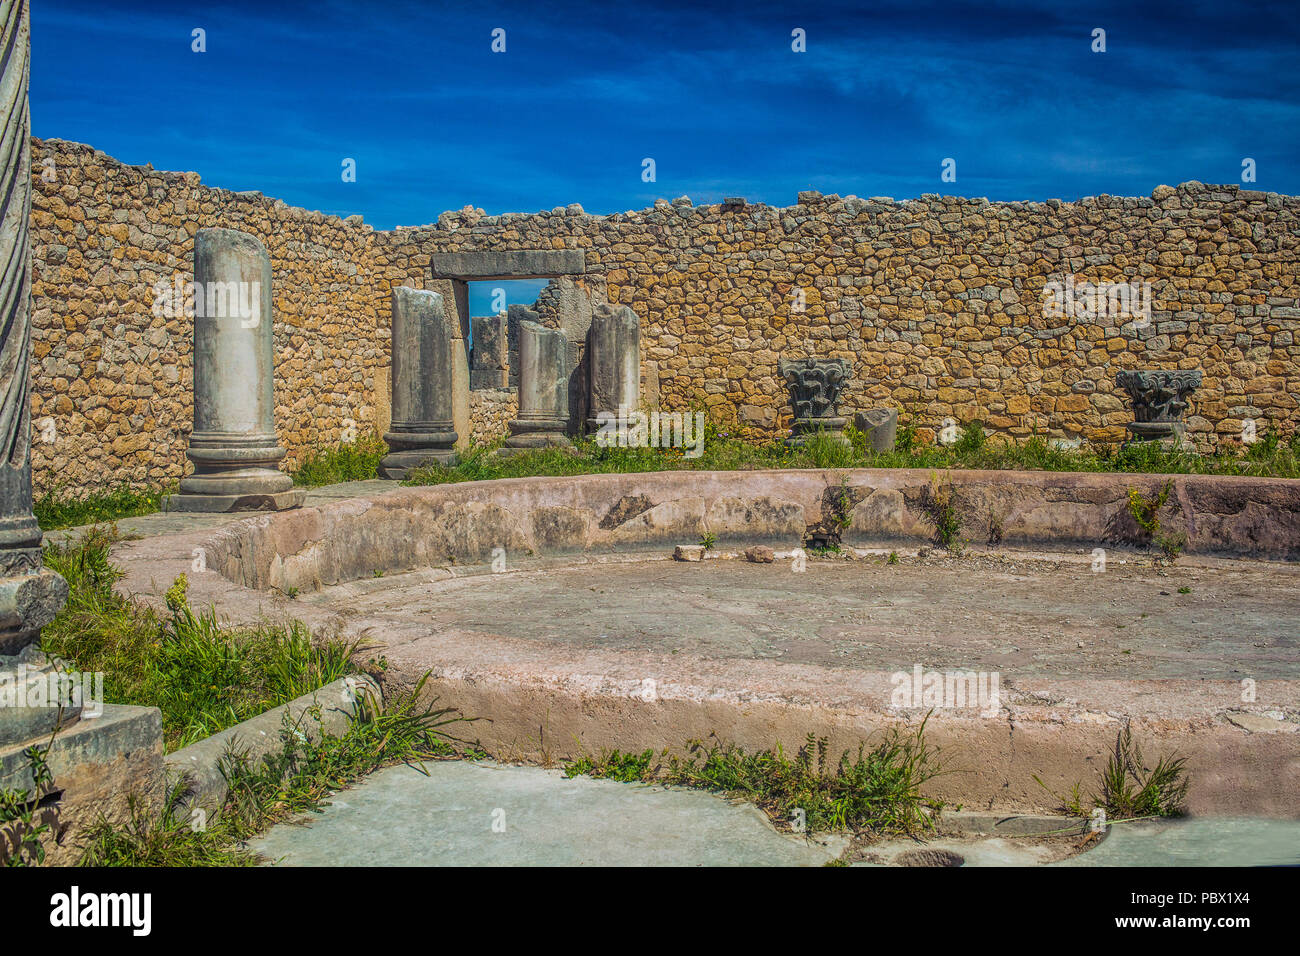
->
{"left": 745, "top": 546, "right": 775, "bottom": 563}
{"left": 854, "top": 407, "right": 898, "bottom": 452}
{"left": 673, "top": 545, "right": 705, "bottom": 562}
{"left": 1224, "top": 713, "right": 1298, "bottom": 734}
{"left": 470, "top": 368, "right": 508, "bottom": 389}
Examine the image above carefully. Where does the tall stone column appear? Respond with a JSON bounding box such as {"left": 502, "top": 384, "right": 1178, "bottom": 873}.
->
{"left": 379, "top": 287, "right": 460, "bottom": 477}
{"left": 585, "top": 303, "right": 640, "bottom": 432}
{"left": 164, "top": 228, "right": 301, "bottom": 512}
{"left": 0, "top": 0, "right": 73, "bottom": 755}
{"left": 499, "top": 321, "right": 571, "bottom": 456}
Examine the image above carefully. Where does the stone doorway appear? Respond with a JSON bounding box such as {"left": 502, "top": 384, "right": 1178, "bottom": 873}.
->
{"left": 429, "top": 251, "right": 607, "bottom": 436}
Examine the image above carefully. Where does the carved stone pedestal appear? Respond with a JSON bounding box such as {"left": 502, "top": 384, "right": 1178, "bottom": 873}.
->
{"left": 780, "top": 357, "right": 852, "bottom": 447}
{"left": 1116, "top": 369, "right": 1202, "bottom": 450}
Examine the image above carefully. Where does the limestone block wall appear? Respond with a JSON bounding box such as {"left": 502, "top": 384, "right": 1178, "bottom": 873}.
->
{"left": 381, "top": 189, "right": 1300, "bottom": 451}
{"left": 26, "top": 135, "right": 1300, "bottom": 495}
{"left": 468, "top": 388, "right": 517, "bottom": 445}
{"left": 28, "top": 138, "right": 406, "bottom": 495}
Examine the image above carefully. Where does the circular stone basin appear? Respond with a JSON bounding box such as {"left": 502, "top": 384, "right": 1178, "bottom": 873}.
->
{"left": 298, "top": 553, "right": 1300, "bottom": 680}
{"left": 116, "top": 471, "right": 1300, "bottom": 817}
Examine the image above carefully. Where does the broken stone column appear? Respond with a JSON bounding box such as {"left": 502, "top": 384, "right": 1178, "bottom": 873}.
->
{"left": 586, "top": 304, "right": 641, "bottom": 432}
{"left": 854, "top": 408, "right": 898, "bottom": 452}
{"left": 165, "top": 228, "right": 302, "bottom": 512}
{"left": 780, "top": 356, "right": 852, "bottom": 447}
{"left": 471, "top": 314, "right": 508, "bottom": 389}
{"left": 499, "top": 321, "right": 571, "bottom": 456}
{"left": 506, "top": 303, "right": 538, "bottom": 387}
{"left": 379, "top": 287, "right": 460, "bottom": 477}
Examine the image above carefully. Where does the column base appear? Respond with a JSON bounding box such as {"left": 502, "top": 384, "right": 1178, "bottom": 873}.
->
{"left": 499, "top": 416, "right": 573, "bottom": 457}
{"left": 161, "top": 489, "right": 305, "bottom": 513}
{"left": 377, "top": 449, "right": 458, "bottom": 479}
{"left": 1123, "top": 421, "right": 1193, "bottom": 451}
{"left": 787, "top": 416, "right": 851, "bottom": 448}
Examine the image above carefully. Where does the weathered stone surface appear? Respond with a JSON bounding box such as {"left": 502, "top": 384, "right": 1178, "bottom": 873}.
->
{"left": 0, "top": 703, "right": 165, "bottom": 866}
{"left": 161, "top": 489, "right": 306, "bottom": 514}
{"left": 586, "top": 303, "right": 640, "bottom": 431}
{"left": 166, "top": 228, "right": 300, "bottom": 511}
{"left": 429, "top": 249, "right": 586, "bottom": 278}
{"left": 1223, "top": 712, "right": 1298, "bottom": 734}
{"left": 500, "top": 321, "right": 571, "bottom": 455}
{"left": 469, "top": 387, "right": 517, "bottom": 443}
{"left": 506, "top": 303, "right": 539, "bottom": 389}
{"left": 673, "top": 544, "right": 705, "bottom": 561}
{"left": 470, "top": 368, "right": 508, "bottom": 390}
{"left": 451, "top": 335, "right": 470, "bottom": 451}
{"left": 745, "top": 545, "right": 775, "bottom": 563}
{"left": 22, "top": 132, "right": 1300, "bottom": 492}
{"left": 470, "top": 313, "right": 508, "bottom": 390}
{"left": 780, "top": 356, "right": 851, "bottom": 447}
{"left": 854, "top": 408, "right": 898, "bottom": 452}
{"left": 705, "top": 495, "right": 805, "bottom": 540}
{"left": 533, "top": 275, "right": 606, "bottom": 435}
{"left": 379, "top": 287, "right": 460, "bottom": 477}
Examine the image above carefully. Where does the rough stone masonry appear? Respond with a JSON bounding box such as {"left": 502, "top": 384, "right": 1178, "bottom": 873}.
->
{"left": 27, "top": 136, "right": 1300, "bottom": 496}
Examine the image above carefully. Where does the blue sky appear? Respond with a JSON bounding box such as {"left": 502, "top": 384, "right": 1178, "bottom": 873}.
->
{"left": 30, "top": 0, "right": 1300, "bottom": 237}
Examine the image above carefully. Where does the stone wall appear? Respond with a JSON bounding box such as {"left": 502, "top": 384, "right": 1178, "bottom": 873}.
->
{"left": 28, "top": 136, "right": 1300, "bottom": 494}
{"left": 29, "top": 138, "right": 411, "bottom": 495}
{"left": 385, "top": 189, "right": 1300, "bottom": 451}
{"left": 468, "top": 388, "right": 517, "bottom": 445}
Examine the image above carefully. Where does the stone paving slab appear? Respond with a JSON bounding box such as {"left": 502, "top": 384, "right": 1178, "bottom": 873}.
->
{"left": 1055, "top": 817, "right": 1300, "bottom": 867}
{"left": 248, "top": 758, "right": 1300, "bottom": 867}
{"left": 43, "top": 479, "right": 401, "bottom": 542}
{"left": 250, "top": 760, "right": 846, "bottom": 866}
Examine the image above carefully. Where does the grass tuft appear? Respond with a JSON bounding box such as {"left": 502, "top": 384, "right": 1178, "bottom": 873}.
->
{"left": 290, "top": 431, "right": 387, "bottom": 488}
{"left": 405, "top": 423, "right": 1300, "bottom": 489}
{"left": 1034, "top": 724, "right": 1190, "bottom": 821}
{"left": 78, "top": 677, "right": 471, "bottom": 866}
{"left": 564, "top": 721, "right": 945, "bottom": 836}
{"left": 35, "top": 485, "right": 166, "bottom": 531}
{"left": 41, "top": 527, "right": 361, "bottom": 751}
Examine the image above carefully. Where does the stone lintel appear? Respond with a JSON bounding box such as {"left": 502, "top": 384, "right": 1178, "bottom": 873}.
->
{"left": 430, "top": 249, "right": 586, "bottom": 279}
